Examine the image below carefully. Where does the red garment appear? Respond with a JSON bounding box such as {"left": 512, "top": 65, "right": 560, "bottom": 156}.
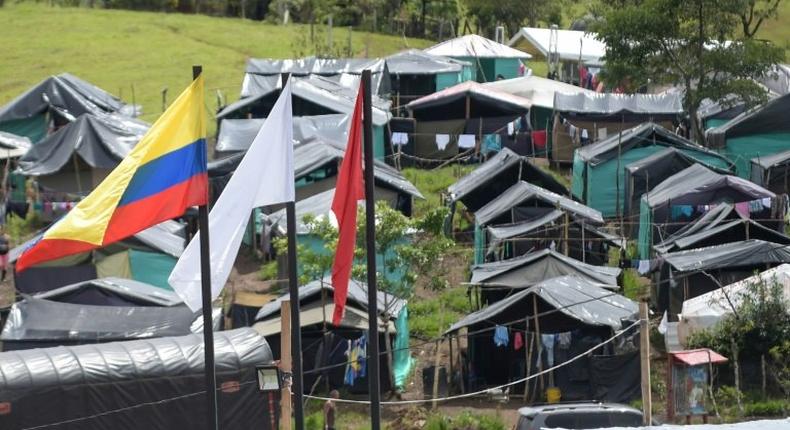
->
{"left": 514, "top": 332, "right": 524, "bottom": 351}
{"left": 331, "top": 83, "right": 366, "bottom": 326}
{"left": 531, "top": 130, "right": 547, "bottom": 149}
{"left": 578, "top": 66, "right": 588, "bottom": 88}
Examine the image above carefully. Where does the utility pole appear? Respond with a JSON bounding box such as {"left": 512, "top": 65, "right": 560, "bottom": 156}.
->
{"left": 640, "top": 301, "right": 652, "bottom": 426}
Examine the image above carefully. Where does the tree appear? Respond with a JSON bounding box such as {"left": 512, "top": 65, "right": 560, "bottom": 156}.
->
{"left": 462, "top": 0, "right": 554, "bottom": 37}
{"left": 592, "top": 0, "right": 785, "bottom": 141}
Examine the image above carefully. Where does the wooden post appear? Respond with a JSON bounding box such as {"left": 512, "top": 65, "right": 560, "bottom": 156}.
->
{"left": 280, "top": 300, "right": 293, "bottom": 430}
{"left": 732, "top": 338, "right": 743, "bottom": 416}
{"left": 448, "top": 335, "right": 455, "bottom": 394}
{"left": 563, "top": 212, "right": 570, "bottom": 256}
{"left": 532, "top": 295, "right": 543, "bottom": 398}
{"left": 432, "top": 339, "right": 442, "bottom": 410}
{"left": 640, "top": 301, "right": 652, "bottom": 425}
{"left": 761, "top": 354, "right": 767, "bottom": 399}
{"left": 523, "top": 319, "right": 533, "bottom": 402}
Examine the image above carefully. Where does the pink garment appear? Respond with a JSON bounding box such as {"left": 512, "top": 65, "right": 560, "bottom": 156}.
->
{"left": 514, "top": 332, "right": 524, "bottom": 351}
{"left": 735, "top": 202, "right": 750, "bottom": 219}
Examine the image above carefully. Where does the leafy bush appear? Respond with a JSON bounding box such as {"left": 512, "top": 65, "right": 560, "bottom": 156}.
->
{"left": 743, "top": 399, "right": 788, "bottom": 417}
{"left": 423, "top": 411, "right": 506, "bottom": 430}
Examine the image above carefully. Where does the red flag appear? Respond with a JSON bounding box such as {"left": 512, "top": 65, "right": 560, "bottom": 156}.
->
{"left": 331, "top": 83, "right": 365, "bottom": 326}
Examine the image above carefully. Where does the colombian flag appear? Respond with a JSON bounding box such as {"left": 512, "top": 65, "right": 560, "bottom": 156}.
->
{"left": 16, "top": 76, "right": 207, "bottom": 272}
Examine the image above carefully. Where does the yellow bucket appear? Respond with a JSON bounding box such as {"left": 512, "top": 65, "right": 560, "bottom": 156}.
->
{"left": 546, "top": 387, "right": 561, "bottom": 404}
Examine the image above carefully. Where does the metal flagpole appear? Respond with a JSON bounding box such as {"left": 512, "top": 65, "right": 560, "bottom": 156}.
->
{"left": 361, "top": 69, "right": 382, "bottom": 430}
{"left": 194, "top": 64, "right": 219, "bottom": 430}
{"left": 283, "top": 72, "right": 305, "bottom": 430}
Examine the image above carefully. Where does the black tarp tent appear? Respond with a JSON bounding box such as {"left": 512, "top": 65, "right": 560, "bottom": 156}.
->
{"left": 470, "top": 249, "right": 621, "bottom": 304}
{"left": 252, "top": 278, "right": 404, "bottom": 394}
{"left": 445, "top": 275, "right": 640, "bottom": 401}
{"left": 637, "top": 164, "right": 779, "bottom": 259}
{"left": 750, "top": 149, "right": 790, "bottom": 194}
{"left": 16, "top": 113, "right": 149, "bottom": 193}
{"left": 0, "top": 73, "right": 138, "bottom": 143}
{"left": 447, "top": 147, "right": 569, "bottom": 212}
{"left": 385, "top": 50, "right": 474, "bottom": 107}
{"left": 0, "top": 328, "right": 277, "bottom": 430}
{"left": 654, "top": 203, "right": 790, "bottom": 254}
{"left": 406, "top": 80, "right": 531, "bottom": 121}
{"left": 654, "top": 240, "right": 790, "bottom": 317}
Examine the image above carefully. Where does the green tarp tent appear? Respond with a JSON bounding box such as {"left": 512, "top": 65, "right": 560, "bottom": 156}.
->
{"left": 572, "top": 123, "right": 734, "bottom": 218}
{"left": 706, "top": 92, "right": 790, "bottom": 178}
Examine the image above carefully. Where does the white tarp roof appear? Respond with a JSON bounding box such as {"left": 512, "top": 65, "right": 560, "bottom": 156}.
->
{"left": 483, "top": 75, "right": 596, "bottom": 108}
{"left": 425, "top": 34, "right": 532, "bottom": 59}
{"left": 678, "top": 264, "right": 790, "bottom": 344}
{"left": 508, "top": 27, "right": 606, "bottom": 64}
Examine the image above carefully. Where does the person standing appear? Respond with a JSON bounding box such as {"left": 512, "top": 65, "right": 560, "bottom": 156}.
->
{"left": 0, "top": 226, "right": 10, "bottom": 281}
{"left": 324, "top": 389, "right": 339, "bottom": 430}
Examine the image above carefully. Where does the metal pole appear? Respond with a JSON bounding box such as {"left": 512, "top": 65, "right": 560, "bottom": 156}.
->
{"left": 362, "top": 69, "right": 382, "bottom": 430}
{"left": 194, "top": 65, "right": 219, "bottom": 430}
{"left": 283, "top": 72, "right": 305, "bottom": 430}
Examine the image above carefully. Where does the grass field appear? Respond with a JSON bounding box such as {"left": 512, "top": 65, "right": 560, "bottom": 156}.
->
{"left": 0, "top": 3, "right": 431, "bottom": 126}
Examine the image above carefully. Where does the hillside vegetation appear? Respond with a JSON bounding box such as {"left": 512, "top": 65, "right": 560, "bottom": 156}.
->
{"left": 0, "top": 3, "right": 431, "bottom": 124}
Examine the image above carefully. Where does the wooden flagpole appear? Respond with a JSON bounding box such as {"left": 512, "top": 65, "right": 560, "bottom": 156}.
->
{"left": 194, "top": 64, "right": 219, "bottom": 430}
{"left": 282, "top": 72, "right": 305, "bottom": 430}
{"left": 362, "top": 69, "right": 382, "bottom": 430}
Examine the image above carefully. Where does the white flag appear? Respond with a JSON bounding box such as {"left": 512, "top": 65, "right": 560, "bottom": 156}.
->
{"left": 169, "top": 79, "right": 295, "bottom": 311}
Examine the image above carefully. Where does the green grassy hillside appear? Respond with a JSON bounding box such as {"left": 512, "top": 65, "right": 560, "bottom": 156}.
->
{"left": 0, "top": 3, "right": 431, "bottom": 124}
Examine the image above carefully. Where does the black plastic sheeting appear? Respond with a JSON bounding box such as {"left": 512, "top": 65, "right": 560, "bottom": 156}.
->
{"left": 475, "top": 181, "right": 604, "bottom": 226}
{"left": 751, "top": 149, "right": 790, "bottom": 193}
{"left": 706, "top": 92, "right": 790, "bottom": 147}
{"left": 17, "top": 113, "right": 149, "bottom": 176}
{"left": 12, "top": 263, "right": 97, "bottom": 295}
{"left": 0, "top": 328, "right": 277, "bottom": 430}
{"left": 447, "top": 147, "right": 569, "bottom": 211}
{"left": 0, "top": 73, "right": 136, "bottom": 125}
{"left": 447, "top": 275, "right": 637, "bottom": 334}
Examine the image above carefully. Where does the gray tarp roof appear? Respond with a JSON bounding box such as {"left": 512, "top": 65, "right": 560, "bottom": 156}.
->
{"left": 209, "top": 138, "right": 422, "bottom": 199}
{"left": 642, "top": 164, "right": 774, "bottom": 208}
{"left": 752, "top": 148, "right": 790, "bottom": 168}
{"left": 220, "top": 75, "right": 391, "bottom": 126}
{"left": 475, "top": 181, "right": 604, "bottom": 226}
{"left": 553, "top": 92, "right": 684, "bottom": 115}
{"left": 9, "top": 220, "right": 186, "bottom": 263}
{"left": 34, "top": 277, "right": 185, "bottom": 307}
{"left": 0, "top": 328, "right": 272, "bottom": 391}
{"left": 244, "top": 56, "right": 390, "bottom": 95}
{"left": 470, "top": 249, "right": 621, "bottom": 287}
{"left": 655, "top": 218, "right": 790, "bottom": 254}
{"left": 662, "top": 240, "right": 790, "bottom": 272}
{"left": 0, "top": 73, "right": 137, "bottom": 124}
{"left": 486, "top": 211, "right": 623, "bottom": 249}
{"left": 385, "top": 49, "right": 471, "bottom": 75}
{"left": 0, "top": 297, "right": 199, "bottom": 342}
{"left": 16, "top": 113, "right": 149, "bottom": 176}
{"left": 447, "top": 147, "right": 569, "bottom": 205}
{"left": 265, "top": 188, "right": 341, "bottom": 235}
{"left": 255, "top": 278, "right": 406, "bottom": 321}
{"left": 576, "top": 123, "right": 733, "bottom": 169}
{"left": 446, "top": 275, "right": 636, "bottom": 333}
{"left": 217, "top": 114, "right": 360, "bottom": 153}
{"left": 0, "top": 131, "right": 32, "bottom": 159}
{"left": 406, "top": 80, "right": 532, "bottom": 113}
{"left": 706, "top": 92, "right": 790, "bottom": 147}
{"left": 425, "top": 34, "right": 532, "bottom": 59}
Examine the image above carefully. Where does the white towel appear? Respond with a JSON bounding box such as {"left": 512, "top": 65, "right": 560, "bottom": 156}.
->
{"left": 458, "top": 134, "right": 476, "bottom": 148}
{"left": 391, "top": 132, "right": 408, "bottom": 145}
{"left": 435, "top": 134, "right": 450, "bottom": 151}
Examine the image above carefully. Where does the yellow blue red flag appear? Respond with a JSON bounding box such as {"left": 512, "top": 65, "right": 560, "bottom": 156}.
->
{"left": 16, "top": 76, "right": 207, "bottom": 272}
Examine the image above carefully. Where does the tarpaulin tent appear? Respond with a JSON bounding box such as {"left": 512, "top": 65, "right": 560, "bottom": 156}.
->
{"left": 16, "top": 113, "right": 149, "bottom": 193}
{"left": 10, "top": 220, "right": 185, "bottom": 293}
{"left": 0, "top": 328, "right": 277, "bottom": 430}
{"left": 253, "top": 278, "right": 407, "bottom": 393}
{"left": 677, "top": 264, "right": 790, "bottom": 346}
{"left": 572, "top": 123, "right": 734, "bottom": 218}
{"left": 218, "top": 75, "right": 391, "bottom": 159}
{"left": 554, "top": 94, "right": 684, "bottom": 163}
{"left": 424, "top": 34, "right": 531, "bottom": 82}
{"left": 470, "top": 249, "right": 621, "bottom": 304}
{"left": 0, "top": 131, "right": 31, "bottom": 160}
{"left": 508, "top": 27, "right": 606, "bottom": 65}
{"left": 706, "top": 92, "right": 790, "bottom": 178}
{"left": 447, "top": 147, "right": 568, "bottom": 212}
{"left": 385, "top": 50, "right": 475, "bottom": 105}
{"left": 750, "top": 148, "right": 790, "bottom": 194}
{"left": 241, "top": 56, "right": 390, "bottom": 97}
{"left": 654, "top": 203, "right": 790, "bottom": 254}
{"left": 697, "top": 95, "right": 750, "bottom": 130}
{"left": 445, "top": 276, "right": 639, "bottom": 400}
{"left": 407, "top": 81, "right": 531, "bottom": 121}
{"left": 636, "top": 164, "right": 777, "bottom": 259}
{"left": 654, "top": 240, "right": 790, "bottom": 317}
{"left": 0, "top": 73, "right": 138, "bottom": 143}
{"left": 217, "top": 114, "right": 360, "bottom": 154}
